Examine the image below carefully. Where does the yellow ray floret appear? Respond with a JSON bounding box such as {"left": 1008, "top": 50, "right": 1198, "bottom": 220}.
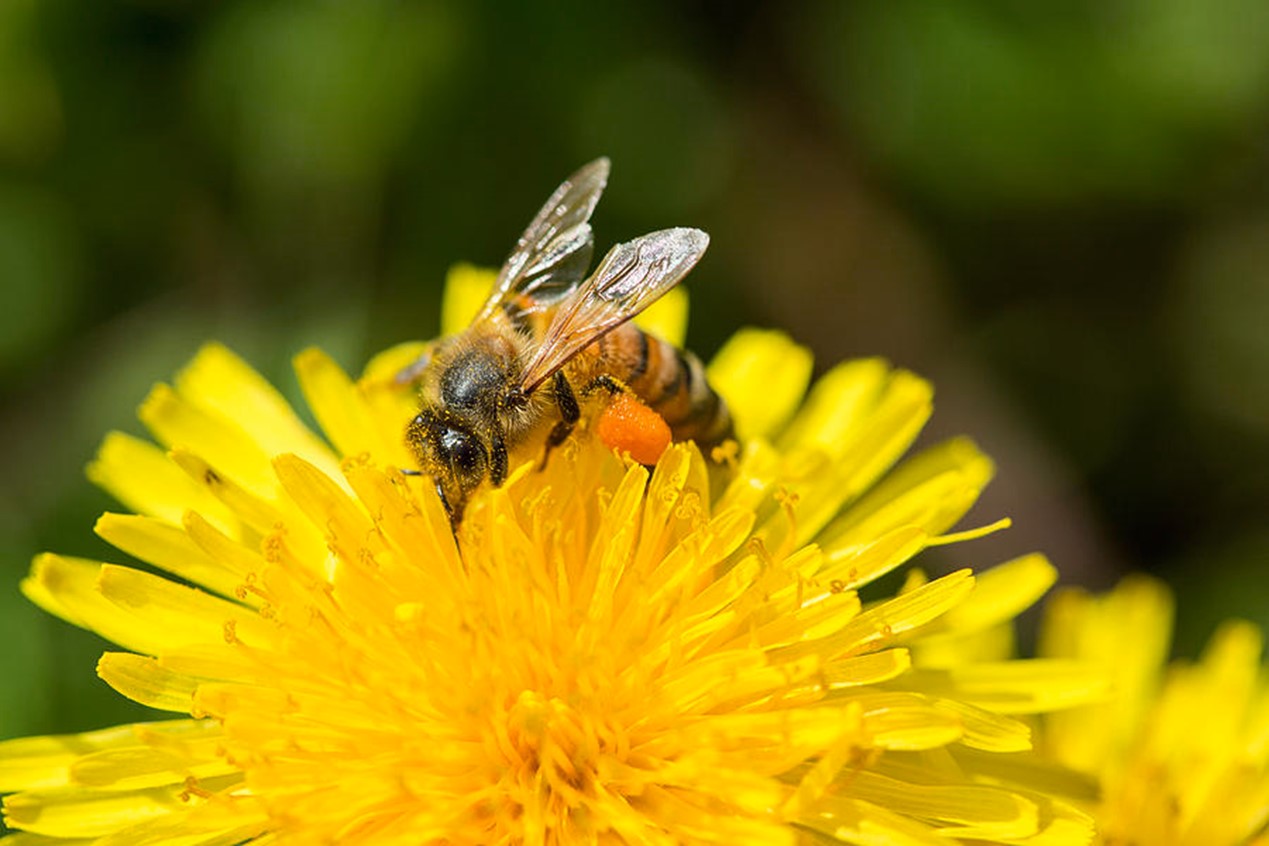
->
{"left": 1038, "top": 576, "right": 1269, "bottom": 845}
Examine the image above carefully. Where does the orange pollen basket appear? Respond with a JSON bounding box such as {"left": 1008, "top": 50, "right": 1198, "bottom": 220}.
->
{"left": 595, "top": 391, "right": 672, "bottom": 465}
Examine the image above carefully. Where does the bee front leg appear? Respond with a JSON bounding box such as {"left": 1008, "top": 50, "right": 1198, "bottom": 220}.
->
{"left": 541, "top": 371, "right": 580, "bottom": 468}
{"left": 434, "top": 479, "right": 455, "bottom": 520}
{"left": 490, "top": 434, "right": 509, "bottom": 486}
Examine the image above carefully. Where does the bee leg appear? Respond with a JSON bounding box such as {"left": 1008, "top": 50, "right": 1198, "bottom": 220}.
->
{"left": 393, "top": 350, "right": 433, "bottom": 387}
{"left": 490, "top": 434, "right": 509, "bottom": 486}
{"left": 557, "top": 371, "right": 582, "bottom": 420}
{"left": 541, "top": 371, "right": 580, "bottom": 469}
{"left": 582, "top": 374, "right": 625, "bottom": 397}
{"left": 434, "top": 480, "right": 455, "bottom": 518}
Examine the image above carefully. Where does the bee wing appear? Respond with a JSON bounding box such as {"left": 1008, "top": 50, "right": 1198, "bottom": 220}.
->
{"left": 519, "top": 227, "right": 710, "bottom": 394}
{"left": 476, "top": 157, "right": 611, "bottom": 322}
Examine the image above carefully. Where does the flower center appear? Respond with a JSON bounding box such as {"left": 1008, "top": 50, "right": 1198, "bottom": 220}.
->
{"left": 495, "top": 689, "right": 621, "bottom": 830}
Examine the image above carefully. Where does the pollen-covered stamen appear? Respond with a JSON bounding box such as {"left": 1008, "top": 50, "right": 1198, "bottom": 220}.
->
{"left": 500, "top": 692, "right": 606, "bottom": 816}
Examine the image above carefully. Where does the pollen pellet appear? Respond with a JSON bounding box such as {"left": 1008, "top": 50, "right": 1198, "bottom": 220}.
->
{"left": 596, "top": 392, "right": 672, "bottom": 465}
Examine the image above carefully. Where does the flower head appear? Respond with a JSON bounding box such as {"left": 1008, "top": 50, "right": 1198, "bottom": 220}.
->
{"left": 1038, "top": 576, "right": 1269, "bottom": 845}
{"left": 1, "top": 270, "right": 1103, "bottom": 844}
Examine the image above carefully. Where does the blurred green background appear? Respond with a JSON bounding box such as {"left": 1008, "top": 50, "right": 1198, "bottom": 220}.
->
{"left": 2, "top": 0, "right": 1268, "bottom": 741}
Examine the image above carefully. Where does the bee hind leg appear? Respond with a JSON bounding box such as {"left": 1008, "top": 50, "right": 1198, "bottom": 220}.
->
{"left": 582, "top": 374, "right": 625, "bottom": 397}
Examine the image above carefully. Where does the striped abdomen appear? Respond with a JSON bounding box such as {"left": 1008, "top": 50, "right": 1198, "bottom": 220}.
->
{"left": 589, "top": 323, "right": 733, "bottom": 447}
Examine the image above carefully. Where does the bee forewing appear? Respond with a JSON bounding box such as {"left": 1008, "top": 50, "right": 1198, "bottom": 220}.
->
{"left": 519, "top": 227, "right": 710, "bottom": 394}
{"left": 588, "top": 227, "right": 709, "bottom": 303}
{"left": 476, "top": 158, "right": 611, "bottom": 322}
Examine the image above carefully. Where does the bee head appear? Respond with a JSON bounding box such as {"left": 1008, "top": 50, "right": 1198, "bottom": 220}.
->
{"left": 406, "top": 409, "right": 489, "bottom": 521}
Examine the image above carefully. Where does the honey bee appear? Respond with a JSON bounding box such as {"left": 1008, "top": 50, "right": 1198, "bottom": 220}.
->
{"left": 404, "top": 158, "right": 733, "bottom": 522}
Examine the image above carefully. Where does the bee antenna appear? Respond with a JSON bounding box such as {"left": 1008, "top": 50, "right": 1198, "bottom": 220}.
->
{"left": 400, "top": 468, "right": 423, "bottom": 477}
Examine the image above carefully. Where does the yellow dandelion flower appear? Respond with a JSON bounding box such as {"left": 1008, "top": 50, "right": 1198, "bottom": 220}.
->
{"left": 1038, "top": 575, "right": 1269, "bottom": 845}
{"left": 0, "top": 268, "right": 1106, "bottom": 845}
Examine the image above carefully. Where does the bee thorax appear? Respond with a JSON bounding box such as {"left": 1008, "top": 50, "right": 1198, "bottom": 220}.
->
{"left": 439, "top": 348, "right": 514, "bottom": 414}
